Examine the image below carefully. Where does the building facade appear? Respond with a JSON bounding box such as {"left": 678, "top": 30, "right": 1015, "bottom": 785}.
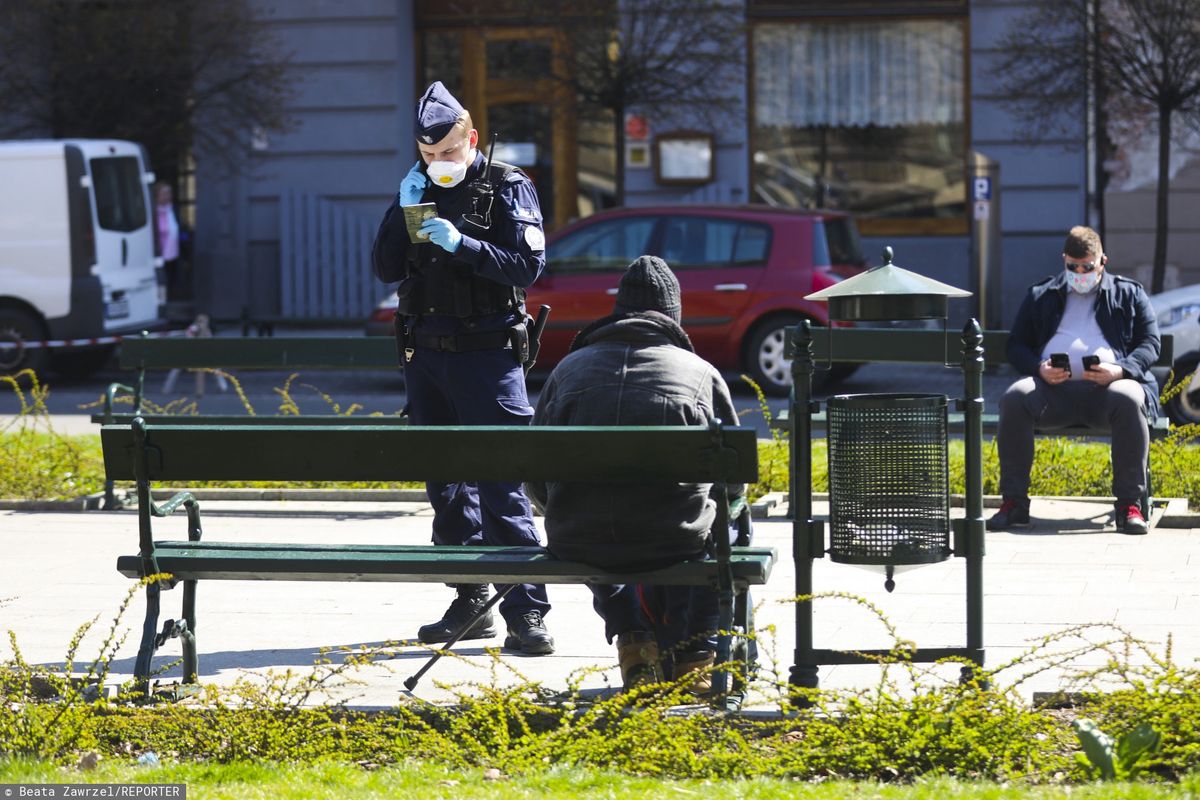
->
{"left": 190, "top": 0, "right": 1198, "bottom": 327}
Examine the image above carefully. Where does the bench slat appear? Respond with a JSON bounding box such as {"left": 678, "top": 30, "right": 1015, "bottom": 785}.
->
{"left": 93, "top": 414, "right": 408, "bottom": 426}
{"left": 772, "top": 409, "right": 1172, "bottom": 438}
{"left": 117, "top": 543, "right": 777, "bottom": 586}
{"left": 791, "top": 328, "right": 1174, "bottom": 368}
{"left": 101, "top": 424, "right": 758, "bottom": 484}
{"left": 119, "top": 337, "right": 398, "bottom": 370}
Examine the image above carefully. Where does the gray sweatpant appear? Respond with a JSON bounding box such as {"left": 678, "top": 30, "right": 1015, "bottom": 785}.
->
{"left": 996, "top": 377, "right": 1149, "bottom": 503}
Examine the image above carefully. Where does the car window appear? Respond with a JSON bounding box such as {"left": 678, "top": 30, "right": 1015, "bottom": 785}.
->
{"left": 659, "top": 217, "right": 769, "bottom": 268}
{"left": 733, "top": 224, "right": 770, "bottom": 265}
{"left": 547, "top": 217, "right": 658, "bottom": 272}
{"left": 815, "top": 217, "right": 865, "bottom": 266}
{"left": 90, "top": 156, "right": 147, "bottom": 233}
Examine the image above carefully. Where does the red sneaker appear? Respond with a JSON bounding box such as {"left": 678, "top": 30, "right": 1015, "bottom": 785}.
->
{"left": 1118, "top": 504, "right": 1148, "bottom": 535}
{"left": 986, "top": 497, "right": 1030, "bottom": 530}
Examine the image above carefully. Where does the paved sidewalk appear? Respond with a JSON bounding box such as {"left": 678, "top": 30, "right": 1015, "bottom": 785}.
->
{"left": 2, "top": 496, "right": 1198, "bottom": 708}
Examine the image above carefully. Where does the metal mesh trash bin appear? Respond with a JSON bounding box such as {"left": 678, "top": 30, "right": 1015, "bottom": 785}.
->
{"left": 826, "top": 393, "right": 951, "bottom": 566}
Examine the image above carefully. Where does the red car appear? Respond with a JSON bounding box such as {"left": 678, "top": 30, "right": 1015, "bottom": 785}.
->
{"left": 367, "top": 204, "right": 867, "bottom": 395}
{"left": 531, "top": 205, "right": 867, "bottom": 394}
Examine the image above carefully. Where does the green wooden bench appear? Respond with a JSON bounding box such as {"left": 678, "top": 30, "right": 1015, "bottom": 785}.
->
{"left": 778, "top": 327, "right": 1176, "bottom": 516}
{"left": 102, "top": 419, "right": 773, "bottom": 701}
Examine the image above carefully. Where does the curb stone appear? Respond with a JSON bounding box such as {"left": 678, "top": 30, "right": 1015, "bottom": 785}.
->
{"left": 0, "top": 491, "right": 105, "bottom": 511}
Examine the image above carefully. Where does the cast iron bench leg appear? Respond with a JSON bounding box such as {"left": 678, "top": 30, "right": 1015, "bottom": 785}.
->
{"left": 711, "top": 578, "right": 734, "bottom": 700}
{"left": 133, "top": 581, "right": 162, "bottom": 695}
{"left": 731, "top": 586, "right": 756, "bottom": 697}
{"left": 132, "top": 578, "right": 199, "bottom": 695}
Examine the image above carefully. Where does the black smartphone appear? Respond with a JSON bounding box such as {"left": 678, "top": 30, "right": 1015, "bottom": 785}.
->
{"left": 1049, "top": 353, "right": 1071, "bottom": 371}
{"left": 1082, "top": 355, "right": 1100, "bottom": 370}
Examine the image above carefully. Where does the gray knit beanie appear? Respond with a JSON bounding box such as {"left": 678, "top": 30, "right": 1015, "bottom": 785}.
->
{"left": 613, "top": 255, "right": 682, "bottom": 322}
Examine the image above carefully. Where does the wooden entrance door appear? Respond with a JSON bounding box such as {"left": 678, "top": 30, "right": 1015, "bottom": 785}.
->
{"left": 420, "top": 27, "right": 577, "bottom": 230}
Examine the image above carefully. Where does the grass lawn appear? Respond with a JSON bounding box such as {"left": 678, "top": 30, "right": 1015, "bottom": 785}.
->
{"left": 3, "top": 760, "right": 1199, "bottom": 799}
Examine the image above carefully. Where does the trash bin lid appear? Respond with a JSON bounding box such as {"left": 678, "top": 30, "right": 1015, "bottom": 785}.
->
{"left": 806, "top": 246, "right": 970, "bottom": 322}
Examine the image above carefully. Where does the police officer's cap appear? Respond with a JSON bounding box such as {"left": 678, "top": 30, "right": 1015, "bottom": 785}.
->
{"left": 416, "top": 81, "right": 466, "bottom": 145}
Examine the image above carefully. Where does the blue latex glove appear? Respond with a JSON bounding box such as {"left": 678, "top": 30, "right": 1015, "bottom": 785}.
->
{"left": 398, "top": 161, "right": 428, "bottom": 206}
{"left": 420, "top": 217, "right": 462, "bottom": 253}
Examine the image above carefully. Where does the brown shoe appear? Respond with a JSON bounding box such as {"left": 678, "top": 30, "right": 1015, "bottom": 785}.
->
{"left": 616, "top": 631, "right": 662, "bottom": 690}
{"left": 673, "top": 651, "right": 716, "bottom": 696}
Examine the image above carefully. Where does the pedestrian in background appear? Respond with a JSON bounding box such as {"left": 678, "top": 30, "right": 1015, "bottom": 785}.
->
{"left": 153, "top": 182, "right": 182, "bottom": 300}
{"left": 161, "top": 313, "right": 228, "bottom": 397}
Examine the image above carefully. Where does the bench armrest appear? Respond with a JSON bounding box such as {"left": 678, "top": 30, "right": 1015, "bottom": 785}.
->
{"left": 149, "top": 491, "right": 203, "bottom": 543}
{"left": 103, "top": 382, "right": 138, "bottom": 423}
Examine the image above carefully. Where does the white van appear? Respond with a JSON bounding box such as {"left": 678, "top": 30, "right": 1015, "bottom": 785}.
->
{"left": 0, "top": 139, "right": 165, "bottom": 376}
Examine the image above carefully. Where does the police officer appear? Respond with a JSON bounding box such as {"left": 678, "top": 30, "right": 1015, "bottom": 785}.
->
{"left": 371, "top": 81, "right": 553, "bottom": 655}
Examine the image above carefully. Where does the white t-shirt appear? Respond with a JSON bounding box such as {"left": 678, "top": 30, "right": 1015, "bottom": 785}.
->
{"left": 1041, "top": 290, "right": 1116, "bottom": 378}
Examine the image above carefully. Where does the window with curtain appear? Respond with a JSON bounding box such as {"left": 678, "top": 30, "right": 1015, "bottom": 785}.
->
{"left": 752, "top": 19, "right": 966, "bottom": 233}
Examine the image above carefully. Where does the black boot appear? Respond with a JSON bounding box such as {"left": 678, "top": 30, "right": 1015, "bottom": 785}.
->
{"left": 417, "top": 584, "right": 497, "bottom": 644}
{"left": 503, "top": 610, "right": 555, "bottom": 655}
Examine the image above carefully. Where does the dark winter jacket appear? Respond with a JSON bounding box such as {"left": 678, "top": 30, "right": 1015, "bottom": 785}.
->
{"left": 524, "top": 312, "right": 741, "bottom": 569}
{"left": 1006, "top": 269, "right": 1161, "bottom": 418}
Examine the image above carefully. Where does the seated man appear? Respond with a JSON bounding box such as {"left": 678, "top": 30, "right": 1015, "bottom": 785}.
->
{"left": 988, "top": 225, "right": 1161, "bottom": 534}
{"left": 525, "top": 256, "right": 745, "bottom": 691}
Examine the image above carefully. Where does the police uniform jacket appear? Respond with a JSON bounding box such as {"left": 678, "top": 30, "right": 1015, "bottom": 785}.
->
{"left": 371, "top": 151, "right": 545, "bottom": 337}
{"left": 525, "top": 312, "right": 742, "bottom": 569}
{"left": 1006, "top": 269, "right": 1161, "bottom": 418}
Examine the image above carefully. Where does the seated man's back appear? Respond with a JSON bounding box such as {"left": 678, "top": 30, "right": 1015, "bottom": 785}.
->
{"left": 531, "top": 306, "right": 738, "bottom": 568}
{"left": 526, "top": 256, "right": 744, "bottom": 692}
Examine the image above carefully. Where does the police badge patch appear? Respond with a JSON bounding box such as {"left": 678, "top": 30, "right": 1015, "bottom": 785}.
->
{"left": 524, "top": 225, "right": 546, "bottom": 252}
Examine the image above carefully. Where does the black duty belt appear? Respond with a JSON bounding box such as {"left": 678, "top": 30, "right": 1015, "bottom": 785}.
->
{"left": 412, "top": 329, "right": 511, "bottom": 352}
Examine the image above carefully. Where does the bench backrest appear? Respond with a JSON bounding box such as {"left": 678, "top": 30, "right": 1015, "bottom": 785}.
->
{"left": 94, "top": 413, "right": 408, "bottom": 427}
{"left": 101, "top": 423, "right": 758, "bottom": 485}
{"left": 793, "top": 327, "right": 1174, "bottom": 368}
{"left": 118, "top": 336, "right": 398, "bottom": 371}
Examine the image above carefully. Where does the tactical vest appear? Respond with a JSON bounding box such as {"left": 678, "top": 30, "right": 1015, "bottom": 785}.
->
{"left": 396, "top": 160, "right": 525, "bottom": 319}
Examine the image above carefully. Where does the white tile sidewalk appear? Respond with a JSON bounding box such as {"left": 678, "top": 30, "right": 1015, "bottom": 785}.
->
{"left": 2, "top": 495, "right": 1198, "bottom": 708}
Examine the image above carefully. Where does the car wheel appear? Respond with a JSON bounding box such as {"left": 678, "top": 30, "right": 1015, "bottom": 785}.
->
{"left": 1164, "top": 351, "right": 1200, "bottom": 426}
{"left": 0, "top": 306, "right": 50, "bottom": 378}
{"left": 745, "top": 316, "right": 860, "bottom": 397}
{"left": 745, "top": 315, "right": 800, "bottom": 396}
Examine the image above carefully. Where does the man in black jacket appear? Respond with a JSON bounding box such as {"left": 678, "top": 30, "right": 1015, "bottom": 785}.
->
{"left": 989, "top": 226, "right": 1160, "bottom": 534}
{"left": 371, "top": 81, "right": 553, "bottom": 654}
{"left": 526, "top": 256, "right": 745, "bottom": 691}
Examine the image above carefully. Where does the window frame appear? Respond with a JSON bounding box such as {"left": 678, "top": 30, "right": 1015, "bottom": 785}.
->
{"left": 747, "top": 13, "right": 970, "bottom": 236}
{"left": 90, "top": 156, "right": 148, "bottom": 234}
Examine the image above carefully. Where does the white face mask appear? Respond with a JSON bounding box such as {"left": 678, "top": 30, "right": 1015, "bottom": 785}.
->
{"left": 1066, "top": 268, "right": 1102, "bottom": 294}
{"left": 426, "top": 154, "right": 472, "bottom": 188}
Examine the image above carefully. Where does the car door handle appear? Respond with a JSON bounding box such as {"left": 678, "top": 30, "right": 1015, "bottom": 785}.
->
{"left": 606, "top": 288, "right": 619, "bottom": 295}
{"left": 714, "top": 283, "right": 747, "bottom": 291}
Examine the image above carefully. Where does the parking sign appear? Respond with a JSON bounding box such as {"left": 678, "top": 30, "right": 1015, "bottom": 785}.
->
{"left": 973, "top": 177, "right": 991, "bottom": 201}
